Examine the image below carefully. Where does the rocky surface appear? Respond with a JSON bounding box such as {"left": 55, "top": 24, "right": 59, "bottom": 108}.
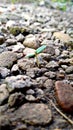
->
{"left": 0, "top": 1, "right": 73, "bottom": 130}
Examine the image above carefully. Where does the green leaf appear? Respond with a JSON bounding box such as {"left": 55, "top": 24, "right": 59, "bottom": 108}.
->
{"left": 26, "top": 45, "right": 46, "bottom": 58}
{"left": 35, "top": 45, "right": 46, "bottom": 54}
{"left": 26, "top": 53, "right": 35, "bottom": 58}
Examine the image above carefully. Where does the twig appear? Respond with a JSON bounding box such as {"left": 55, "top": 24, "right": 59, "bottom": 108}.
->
{"left": 50, "top": 100, "right": 73, "bottom": 125}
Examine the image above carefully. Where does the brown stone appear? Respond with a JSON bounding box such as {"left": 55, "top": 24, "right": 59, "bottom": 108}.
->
{"left": 55, "top": 81, "right": 73, "bottom": 113}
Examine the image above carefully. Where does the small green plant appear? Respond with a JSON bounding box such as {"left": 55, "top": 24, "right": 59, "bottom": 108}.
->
{"left": 26, "top": 45, "right": 46, "bottom": 67}
{"left": 11, "top": 0, "right": 17, "bottom": 4}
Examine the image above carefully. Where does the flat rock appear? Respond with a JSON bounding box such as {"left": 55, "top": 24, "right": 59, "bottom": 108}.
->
{"left": 55, "top": 81, "right": 73, "bottom": 113}
{"left": 0, "top": 84, "right": 9, "bottom": 105}
{"left": 53, "top": 32, "right": 72, "bottom": 43}
{"left": 11, "top": 103, "right": 52, "bottom": 125}
{"left": 0, "top": 51, "right": 17, "bottom": 68}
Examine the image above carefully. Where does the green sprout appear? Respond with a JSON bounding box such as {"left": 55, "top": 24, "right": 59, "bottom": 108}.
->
{"left": 11, "top": 0, "right": 18, "bottom": 4}
{"left": 26, "top": 45, "right": 46, "bottom": 67}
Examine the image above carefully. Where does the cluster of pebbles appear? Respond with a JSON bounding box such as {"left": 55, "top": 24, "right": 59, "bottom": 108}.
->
{"left": 0, "top": 2, "right": 73, "bottom": 130}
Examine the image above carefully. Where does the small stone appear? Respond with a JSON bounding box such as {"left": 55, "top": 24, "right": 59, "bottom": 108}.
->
{"left": 8, "top": 92, "right": 25, "bottom": 107}
{"left": 66, "top": 66, "right": 73, "bottom": 74}
{"left": 35, "top": 88, "right": 44, "bottom": 95}
{"left": 0, "top": 84, "right": 9, "bottom": 105}
{"left": 44, "top": 71, "right": 56, "bottom": 79}
{"left": 18, "top": 58, "right": 35, "bottom": 71}
{"left": 6, "top": 38, "right": 17, "bottom": 46}
{"left": 16, "top": 33, "right": 25, "bottom": 42}
{"left": 11, "top": 64, "right": 19, "bottom": 75}
{"left": 59, "top": 59, "right": 70, "bottom": 65}
{"left": 55, "top": 81, "right": 73, "bottom": 113}
{"left": 0, "top": 67, "right": 10, "bottom": 78}
{"left": 5, "top": 75, "right": 32, "bottom": 91}
{"left": 43, "top": 45, "right": 55, "bottom": 56}
{"left": 38, "top": 53, "right": 51, "bottom": 62}
{"left": 25, "top": 95, "right": 36, "bottom": 101}
{"left": 15, "top": 103, "right": 52, "bottom": 125}
{"left": 44, "top": 79, "right": 53, "bottom": 89}
{"left": 46, "top": 61, "right": 59, "bottom": 70}
{"left": 26, "top": 89, "right": 35, "bottom": 95}
{"left": 0, "top": 35, "right": 5, "bottom": 45}
{"left": 23, "top": 34, "right": 40, "bottom": 49}
{"left": 55, "top": 48, "right": 60, "bottom": 56}
{"left": 53, "top": 32, "right": 72, "bottom": 43}
{"left": 0, "top": 51, "right": 17, "bottom": 68}
{"left": 12, "top": 42, "right": 24, "bottom": 52}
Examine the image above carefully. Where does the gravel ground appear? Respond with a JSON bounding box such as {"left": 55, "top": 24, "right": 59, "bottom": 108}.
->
{"left": 0, "top": 1, "right": 73, "bottom": 130}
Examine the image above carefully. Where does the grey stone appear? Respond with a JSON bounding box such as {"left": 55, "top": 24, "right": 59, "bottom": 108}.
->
{"left": 12, "top": 42, "right": 25, "bottom": 52}
{"left": 5, "top": 75, "right": 32, "bottom": 91}
{"left": 0, "top": 84, "right": 9, "bottom": 105}
{"left": 0, "top": 51, "right": 17, "bottom": 68}
{"left": 18, "top": 58, "right": 35, "bottom": 71}
{"left": 44, "top": 71, "right": 56, "bottom": 79}
{"left": 0, "top": 67, "right": 10, "bottom": 78}
{"left": 8, "top": 92, "right": 25, "bottom": 107}
{"left": 12, "top": 103, "right": 52, "bottom": 125}
{"left": 26, "top": 89, "right": 35, "bottom": 95}
{"left": 46, "top": 61, "right": 59, "bottom": 70}
{"left": 6, "top": 38, "right": 17, "bottom": 46}
{"left": 25, "top": 95, "right": 36, "bottom": 101}
{"left": 16, "top": 33, "right": 25, "bottom": 42}
{"left": 66, "top": 66, "right": 73, "bottom": 74}
{"left": 43, "top": 46, "right": 55, "bottom": 56}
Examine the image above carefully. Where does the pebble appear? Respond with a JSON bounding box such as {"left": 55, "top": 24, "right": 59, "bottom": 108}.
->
{"left": 46, "top": 60, "right": 59, "bottom": 70}
{"left": 16, "top": 33, "right": 25, "bottom": 42}
{"left": 8, "top": 92, "right": 25, "bottom": 107}
{"left": 0, "top": 35, "right": 5, "bottom": 45}
{"left": 65, "top": 66, "right": 73, "bottom": 74}
{"left": 23, "top": 34, "right": 40, "bottom": 49}
{"left": 12, "top": 42, "right": 24, "bottom": 52}
{"left": 13, "top": 103, "right": 52, "bottom": 125}
{"left": 11, "top": 64, "right": 19, "bottom": 75}
{"left": 18, "top": 58, "right": 35, "bottom": 71}
{"left": 0, "top": 67, "right": 10, "bottom": 78}
{"left": 44, "top": 71, "right": 56, "bottom": 79}
{"left": 0, "top": 84, "right": 9, "bottom": 105}
{"left": 5, "top": 75, "right": 32, "bottom": 91}
{"left": 0, "top": 51, "right": 17, "bottom": 68}
{"left": 55, "top": 81, "right": 73, "bottom": 113}
{"left": 6, "top": 38, "right": 17, "bottom": 46}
